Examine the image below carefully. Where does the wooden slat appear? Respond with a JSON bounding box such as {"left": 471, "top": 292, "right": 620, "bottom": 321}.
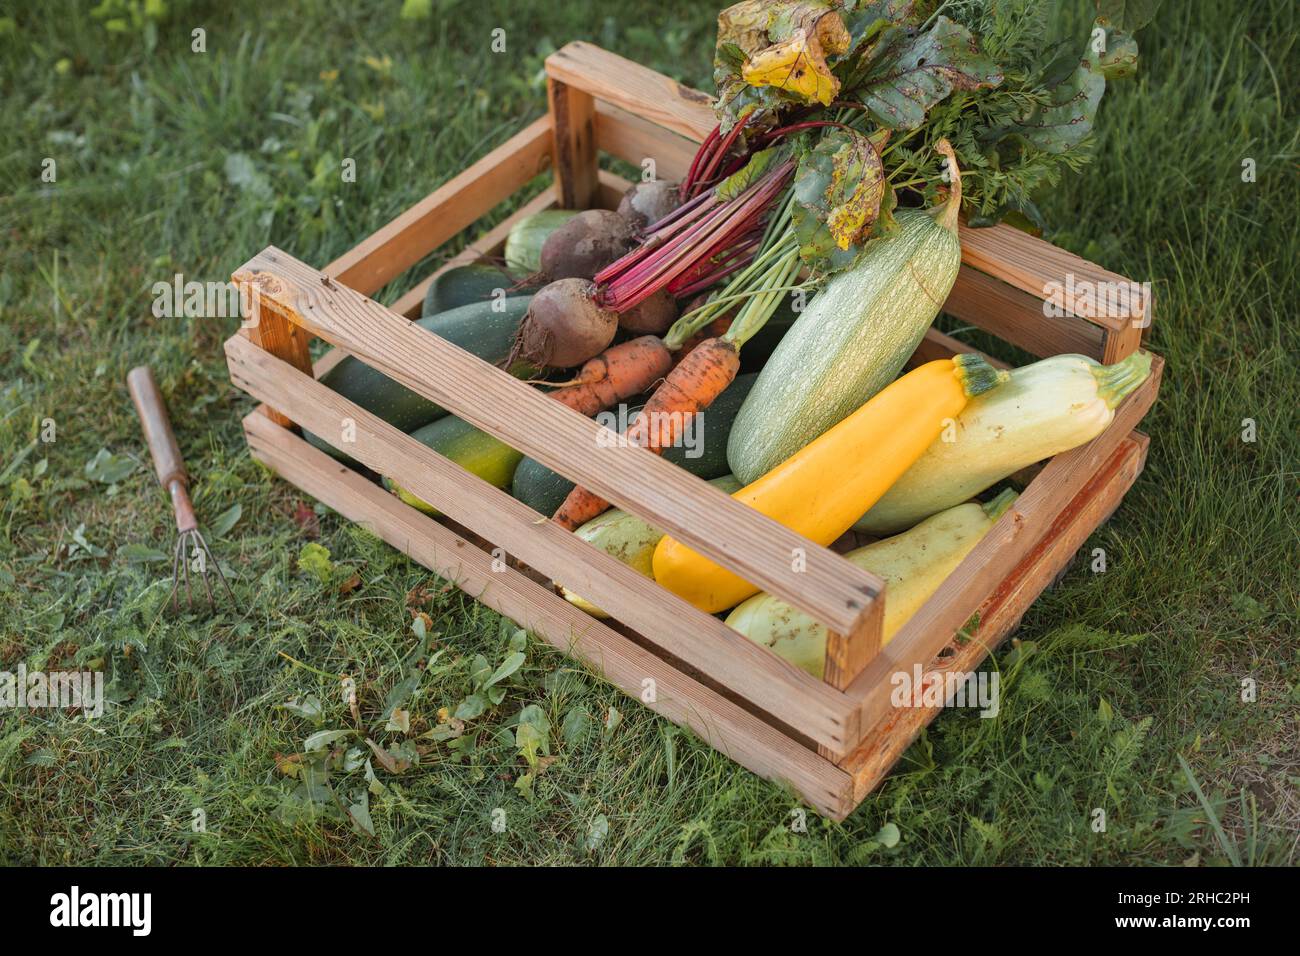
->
{"left": 844, "top": 354, "right": 1163, "bottom": 732}
{"left": 232, "top": 247, "right": 884, "bottom": 642}
{"left": 547, "top": 77, "right": 599, "bottom": 209}
{"left": 957, "top": 222, "right": 1147, "bottom": 330}
{"left": 944, "top": 265, "right": 1105, "bottom": 360}
{"left": 910, "top": 327, "right": 1006, "bottom": 369}
{"left": 226, "top": 333, "right": 862, "bottom": 751}
{"left": 239, "top": 280, "right": 314, "bottom": 427}
{"left": 242, "top": 411, "right": 853, "bottom": 816}
{"left": 594, "top": 100, "right": 698, "bottom": 182}
{"left": 389, "top": 185, "right": 560, "bottom": 320}
{"left": 323, "top": 116, "right": 553, "bottom": 296}
{"left": 545, "top": 42, "right": 716, "bottom": 144}
{"left": 840, "top": 432, "right": 1149, "bottom": 802}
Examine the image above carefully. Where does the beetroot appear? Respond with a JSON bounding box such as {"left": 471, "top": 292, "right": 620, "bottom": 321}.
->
{"left": 539, "top": 210, "right": 634, "bottom": 281}
{"left": 509, "top": 278, "right": 618, "bottom": 369}
{"left": 617, "top": 288, "right": 679, "bottom": 335}
{"left": 617, "top": 180, "right": 681, "bottom": 232}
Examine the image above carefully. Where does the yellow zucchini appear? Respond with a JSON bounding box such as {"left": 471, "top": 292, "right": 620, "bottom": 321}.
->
{"left": 652, "top": 355, "right": 1008, "bottom": 613}
{"left": 561, "top": 476, "right": 742, "bottom": 617}
{"left": 726, "top": 490, "right": 1019, "bottom": 676}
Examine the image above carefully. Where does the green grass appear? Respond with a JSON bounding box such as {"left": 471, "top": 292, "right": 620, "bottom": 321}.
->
{"left": 0, "top": 0, "right": 1296, "bottom": 866}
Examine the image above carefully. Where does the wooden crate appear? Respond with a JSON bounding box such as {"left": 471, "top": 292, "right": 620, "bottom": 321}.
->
{"left": 223, "top": 43, "right": 1162, "bottom": 820}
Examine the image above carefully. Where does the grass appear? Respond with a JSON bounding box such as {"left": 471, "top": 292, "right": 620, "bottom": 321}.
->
{"left": 0, "top": 0, "right": 1296, "bottom": 866}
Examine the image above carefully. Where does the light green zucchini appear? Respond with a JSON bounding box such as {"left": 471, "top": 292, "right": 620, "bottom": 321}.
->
{"left": 854, "top": 350, "right": 1153, "bottom": 534}
{"left": 561, "top": 475, "right": 743, "bottom": 617}
{"left": 727, "top": 148, "right": 964, "bottom": 484}
{"left": 726, "top": 490, "right": 1018, "bottom": 677}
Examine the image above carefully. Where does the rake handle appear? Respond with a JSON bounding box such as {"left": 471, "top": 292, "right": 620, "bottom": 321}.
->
{"left": 127, "top": 366, "right": 198, "bottom": 532}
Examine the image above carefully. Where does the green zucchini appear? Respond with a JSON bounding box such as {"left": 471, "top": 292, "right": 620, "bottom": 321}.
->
{"left": 727, "top": 147, "right": 964, "bottom": 484}
{"left": 305, "top": 295, "right": 533, "bottom": 461}
{"left": 382, "top": 415, "right": 524, "bottom": 516}
{"left": 421, "top": 263, "right": 534, "bottom": 317}
{"left": 511, "top": 372, "right": 759, "bottom": 515}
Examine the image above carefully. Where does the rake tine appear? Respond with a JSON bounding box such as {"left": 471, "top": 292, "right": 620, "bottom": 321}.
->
{"left": 182, "top": 534, "right": 195, "bottom": 610}
{"left": 170, "top": 534, "right": 184, "bottom": 615}
{"left": 201, "top": 531, "right": 237, "bottom": 604}
{"left": 195, "top": 534, "right": 217, "bottom": 607}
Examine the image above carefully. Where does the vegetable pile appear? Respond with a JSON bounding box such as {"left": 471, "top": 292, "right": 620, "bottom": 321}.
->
{"left": 319, "top": 0, "right": 1161, "bottom": 676}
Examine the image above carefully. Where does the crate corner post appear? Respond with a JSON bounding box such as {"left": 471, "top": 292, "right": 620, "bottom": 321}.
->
{"left": 545, "top": 48, "right": 599, "bottom": 210}
{"left": 232, "top": 251, "right": 314, "bottom": 428}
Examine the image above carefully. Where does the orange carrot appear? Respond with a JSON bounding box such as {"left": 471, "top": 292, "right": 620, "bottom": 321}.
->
{"left": 672, "top": 316, "right": 733, "bottom": 366}
{"left": 553, "top": 337, "right": 740, "bottom": 530}
{"left": 545, "top": 335, "right": 673, "bottom": 416}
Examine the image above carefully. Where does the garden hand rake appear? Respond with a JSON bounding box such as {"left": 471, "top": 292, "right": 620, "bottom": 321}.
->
{"left": 127, "top": 365, "right": 235, "bottom": 612}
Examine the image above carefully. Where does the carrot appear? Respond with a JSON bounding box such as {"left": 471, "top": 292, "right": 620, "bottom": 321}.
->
{"left": 552, "top": 337, "right": 741, "bottom": 530}
{"left": 672, "top": 316, "right": 732, "bottom": 365}
{"left": 544, "top": 335, "right": 673, "bottom": 416}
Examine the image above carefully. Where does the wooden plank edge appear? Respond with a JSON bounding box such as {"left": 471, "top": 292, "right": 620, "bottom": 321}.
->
{"left": 324, "top": 115, "right": 553, "bottom": 296}
{"left": 241, "top": 411, "right": 853, "bottom": 818}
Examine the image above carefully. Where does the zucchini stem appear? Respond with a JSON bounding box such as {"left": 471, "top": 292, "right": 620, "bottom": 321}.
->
{"left": 952, "top": 353, "right": 1010, "bottom": 397}
{"left": 1091, "top": 350, "right": 1153, "bottom": 409}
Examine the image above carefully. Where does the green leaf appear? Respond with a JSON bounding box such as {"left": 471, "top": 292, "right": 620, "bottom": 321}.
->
{"left": 84, "top": 448, "right": 136, "bottom": 484}
{"left": 853, "top": 17, "right": 1002, "bottom": 130}
{"left": 715, "top": 148, "right": 780, "bottom": 202}
{"left": 399, "top": 0, "right": 432, "bottom": 21}
{"left": 297, "top": 542, "right": 333, "bottom": 584}
{"left": 562, "top": 708, "right": 592, "bottom": 749}
{"left": 874, "top": 821, "right": 901, "bottom": 848}
{"left": 348, "top": 788, "right": 375, "bottom": 836}
{"left": 1095, "top": 0, "right": 1163, "bottom": 32}
{"left": 454, "top": 693, "right": 488, "bottom": 721}
{"left": 988, "top": 20, "right": 1137, "bottom": 154}
{"left": 209, "top": 502, "right": 242, "bottom": 537}
{"left": 282, "top": 694, "right": 324, "bottom": 722}
{"left": 118, "top": 543, "right": 169, "bottom": 564}
{"left": 791, "top": 128, "right": 887, "bottom": 272}
{"left": 484, "top": 651, "right": 525, "bottom": 689}
{"left": 303, "top": 729, "right": 350, "bottom": 752}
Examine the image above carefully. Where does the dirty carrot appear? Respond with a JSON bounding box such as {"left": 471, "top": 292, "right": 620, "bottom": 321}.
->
{"left": 545, "top": 335, "right": 674, "bottom": 417}
{"left": 552, "top": 337, "right": 741, "bottom": 530}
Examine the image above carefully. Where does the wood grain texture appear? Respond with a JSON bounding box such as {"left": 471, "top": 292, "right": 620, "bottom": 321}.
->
{"left": 389, "top": 185, "right": 560, "bottom": 320}
{"left": 225, "top": 332, "right": 862, "bottom": 751}
{"left": 958, "top": 222, "right": 1147, "bottom": 330}
{"left": 944, "top": 265, "right": 1105, "bottom": 360}
{"left": 839, "top": 433, "right": 1149, "bottom": 802}
{"left": 231, "top": 246, "right": 885, "bottom": 641}
{"left": 241, "top": 410, "right": 853, "bottom": 817}
{"left": 236, "top": 285, "right": 314, "bottom": 427}
{"left": 545, "top": 42, "right": 717, "bottom": 144}
{"left": 323, "top": 115, "right": 553, "bottom": 296}
{"left": 844, "top": 354, "right": 1163, "bottom": 733}
{"left": 594, "top": 100, "right": 698, "bottom": 182}
{"left": 547, "top": 77, "right": 599, "bottom": 209}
